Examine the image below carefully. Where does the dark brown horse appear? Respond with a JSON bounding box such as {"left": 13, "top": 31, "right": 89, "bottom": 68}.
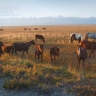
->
{"left": 35, "top": 34, "right": 45, "bottom": 43}
{"left": 0, "top": 41, "right": 4, "bottom": 56}
{"left": 35, "top": 44, "right": 43, "bottom": 61}
{"left": 50, "top": 46, "right": 59, "bottom": 62}
{"left": 2, "top": 44, "right": 14, "bottom": 56}
{"left": 24, "top": 28, "right": 27, "bottom": 30}
{"left": 13, "top": 40, "right": 35, "bottom": 57}
{"left": 77, "top": 45, "right": 87, "bottom": 67}
{"left": 79, "top": 40, "right": 96, "bottom": 57}
{"left": 0, "top": 29, "right": 3, "bottom": 31}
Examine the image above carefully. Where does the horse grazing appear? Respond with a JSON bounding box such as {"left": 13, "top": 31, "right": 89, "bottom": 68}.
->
{"left": 34, "top": 28, "right": 38, "bottom": 30}
{"left": 35, "top": 44, "right": 43, "bottom": 61}
{"left": 77, "top": 45, "right": 87, "bottom": 67}
{"left": 85, "top": 32, "right": 96, "bottom": 41}
{"left": 13, "top": 40, "right": 35, "bottom": 57}
{"left": 70, "top": 33, "right": 82, "bottom": 43}
{"left": 2, "top": 44, "right": 14, "bottom": 56}
{"left": 35, "top": 34, "right": 45, "bottom": 43}
{"left": 0, "top": 29, "right": 3, "bottom": 31}
{"left": 79, "top": 40, "right": 96, "bottom": 57}
{"left": 50, "top": 46, "right": 59, "bottom": 62}
{"left": 0, "top": 41, "right": 4, "bottom": 57}
{"left": 24, "top": 28, "right": 27, "bottom": 30}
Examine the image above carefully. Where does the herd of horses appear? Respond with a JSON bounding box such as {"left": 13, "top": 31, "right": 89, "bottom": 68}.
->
{"left": 70, "top": 32, "right": 96, "bottom": 67}
{"left": 0, "top": 32, "right": 96, "bottom": 67}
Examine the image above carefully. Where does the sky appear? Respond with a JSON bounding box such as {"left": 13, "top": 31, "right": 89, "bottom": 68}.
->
{"left": 0, "top": 0, "right": 96, "bottom": 18}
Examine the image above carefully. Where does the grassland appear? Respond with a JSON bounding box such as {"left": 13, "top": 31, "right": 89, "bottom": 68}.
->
{"left": 0, "top": 25, "right": 96, "bottom": 96}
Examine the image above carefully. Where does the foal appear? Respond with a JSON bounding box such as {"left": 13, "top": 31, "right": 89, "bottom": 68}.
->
{"left": 2, "top": 44, "right": 14, "bottom": 56}
{"left": 77, "top": 45, "right": 87, "bottom": 67}
{"left": 35, "top": 44, "right": 43, "bottom": 61}
{"left": 50, "top": 46, "right": 59, "bottom": 62}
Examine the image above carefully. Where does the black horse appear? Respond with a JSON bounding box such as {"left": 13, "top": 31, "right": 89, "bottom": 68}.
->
{"left": 13, "top": 40, "right": 35, "bottom": 57}
{"left": 35, "top": 34, "right": 45, "bottom": 43}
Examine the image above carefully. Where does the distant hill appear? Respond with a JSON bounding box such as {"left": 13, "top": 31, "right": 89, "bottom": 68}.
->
{"left": 0, "top": 17, "right": 96, "bottom": 26}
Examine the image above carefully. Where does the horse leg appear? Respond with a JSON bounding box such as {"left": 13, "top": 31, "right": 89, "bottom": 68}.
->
{"left": 92, "top": 50, "right": 94, "bottom": 57}
{"left": 21, "top": 51, "right": 25, "bottom": 57}
{"left": 82, "top": 60, "right": 84, "bottom": 67}
{"left": 41, "top": 54, "right": 43, "bottom": 61}
{"left": 15, "top": 49, "right": 17, "bottom": 55}
{"left": 11, "top": 48, "right": 14, "bottom": 57}
{"left": 35, "top": 53, "right": 36, "bottom": 59}
{"left": 38, "top": 54, "right": 40, "bottom": 61}
{"left": 50, "top": 54, "right": 53, "bottom": 63}
{"left": 26, "top": 50, "right": 29, "bottom": 57}
{"left": 77, "top": 58, "right": 80, "bottom": 67}
{"left": 89, "top": 50, "right": 94, "bottom": 57}
{"left": 54, "top": 55, "right": 56, "bottom": 60}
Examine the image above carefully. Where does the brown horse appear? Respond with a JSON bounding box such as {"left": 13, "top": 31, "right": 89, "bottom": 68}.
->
{"left": 2, "top": 44, "right": 14, "bottom": 56}
{"left": 35, "top": 44, "right": 43, "bottom": 61}
{"left": 0, "top": 41, "right": 4, "bottom": 57}
{"left": 79, "top": 40, "right": 96, "bottom": 57}
{"left": 77, "top": 45, "right": 87, "bottom": 67}
{"left": 13, "top": 40, "right": 35, "bottom": 57}
{"left": 50, "top": 46, "right": 59, "bottom": 62}
{"left": 35, "top": 34, "right": 45, "bottom": 43}
{"left": 0, "top": 29, "right": 3, "bottom": 31}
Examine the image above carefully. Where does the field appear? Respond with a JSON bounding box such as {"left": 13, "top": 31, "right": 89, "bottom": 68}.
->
{"left": 0, "top": 25, "right": 96, "bottom": 96}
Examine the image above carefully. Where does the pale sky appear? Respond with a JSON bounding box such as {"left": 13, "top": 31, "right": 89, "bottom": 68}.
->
{"left": 0, "top": 0, "right": 96, "bottom": 18}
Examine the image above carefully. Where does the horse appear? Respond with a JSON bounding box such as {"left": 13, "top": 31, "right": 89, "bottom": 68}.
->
{"left": 50, "top": 46, "right": 59, "bottom": 62}
{"left": 85, "top": 32, "right": 96, "bottom": 41}
{"left": 43, "top": 28, "right": 46, "bottom": 29}
{"left": 0, "top": 41, "right": 4, "bottom": 57}
{"left": 2, "top": 44, "right": 14, "bottom": 56}
{"left": 70, "top": 33, "right": 82, "bottom": 43}
{"left": 24, "top": 28, "right": 27, "bottom": 30}
{"left": 35, "top": 34, "right": 45, "bottom": 43}
{"left": 35, "top": 44, "right": 43, "bottom": 61}
{"left": 77, "top": 45, "right": 87, "bottom": 67}
{"left": 0, "top": 29, "right": 3, "bottom": 31}
{"left": 79, "top": 40, "right": 96, "bottom": 57}
{"left": 34, "top": 28, "right": 38, "bottom": 30}
{"left": 13, "top": 40, "right": 35, "bottom": 57}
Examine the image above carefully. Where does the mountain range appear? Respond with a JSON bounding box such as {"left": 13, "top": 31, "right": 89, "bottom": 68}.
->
{"left": 0, "top": 16, "right": 96, "bottom": 26}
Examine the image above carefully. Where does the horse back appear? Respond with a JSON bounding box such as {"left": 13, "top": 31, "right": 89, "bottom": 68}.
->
{"left": 13, "top": 43, "right": 25, "bottom": 51}
{"left": 50, "top": 46, "right": 59, "bottom": 56}
{"left": 80, "top": 40, "right": 96, "bottom": 50}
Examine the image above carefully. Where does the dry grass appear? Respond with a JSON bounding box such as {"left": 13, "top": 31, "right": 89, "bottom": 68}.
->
{"left": 0, "top": 25, "right": 96, "bottom": 95}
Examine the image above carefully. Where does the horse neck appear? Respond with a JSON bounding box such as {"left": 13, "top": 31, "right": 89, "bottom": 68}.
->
{"left": 26, "top": 41, "right": 32, "bottom": 47}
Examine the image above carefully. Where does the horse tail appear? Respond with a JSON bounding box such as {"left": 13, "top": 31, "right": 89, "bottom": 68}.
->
{"left": 43, "top": 38, "right": 45, "bottom": 43}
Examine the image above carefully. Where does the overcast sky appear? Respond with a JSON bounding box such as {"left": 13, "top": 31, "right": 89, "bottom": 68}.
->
{"left": 0, "top": 0, "right": 96, "bottom": 18}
